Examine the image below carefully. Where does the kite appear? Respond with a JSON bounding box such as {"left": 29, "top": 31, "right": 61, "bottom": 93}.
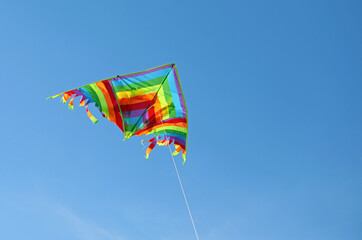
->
{"left": 48, "top": 63, "right": 188, "bottom": 162}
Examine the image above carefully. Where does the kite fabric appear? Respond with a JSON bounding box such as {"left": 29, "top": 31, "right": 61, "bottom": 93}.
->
{"left": 48, "top": 63, "right": 188, "bottom": 162}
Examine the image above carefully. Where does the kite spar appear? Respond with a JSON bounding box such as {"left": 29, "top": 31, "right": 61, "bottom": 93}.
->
{"left": 48, "top": 63, "right": 199, "bottom": 239}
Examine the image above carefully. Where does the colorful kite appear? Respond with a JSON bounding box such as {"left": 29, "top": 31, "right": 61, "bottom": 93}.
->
{"left": 48, "top": 64, "right": 188, "bottom": 162}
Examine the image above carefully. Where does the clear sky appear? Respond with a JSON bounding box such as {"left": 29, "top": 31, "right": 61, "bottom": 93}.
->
{"left": 1, "top": 0, "right": 361, "bottom": 239}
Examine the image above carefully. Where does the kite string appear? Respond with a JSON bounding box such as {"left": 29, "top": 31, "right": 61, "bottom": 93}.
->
{"left": 159, "top": 119, "right": 200, "bottom": 240}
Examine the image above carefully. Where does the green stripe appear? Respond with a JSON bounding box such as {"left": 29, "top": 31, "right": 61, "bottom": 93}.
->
{"left": 90, "top": 84, "right": 109, "bottom": 118}
{"left": 162, "top": 79, "right": 177, "bottom": 118}
{"left": 150, "top": 126, "right": 187, "bottom": 135}
{"left": 124, "top": 123, "right": 137, "bottom": 132}
{"left": 163, "top": 129, "right": 186, "bottom": 136}
{"left": 113, "top": 76, "right": 165, "bottom": 92}
{"left": 157, "top": 85, "right": 169, "bottom": 119}
{"left": 83, "top": 85, "right": 102, "bottom": 110}
{"left": 166, "top": 104, "right": 176, "bottom": 118}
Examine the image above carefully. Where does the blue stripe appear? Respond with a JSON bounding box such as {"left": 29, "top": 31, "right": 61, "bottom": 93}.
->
{"left": 112, "top": 67, "right": 171, "bottom": 87}
{"left": 157, "top": 133, "right": 186, "bottom": 142}
{"left": 166, "top": 70, "right": 184, "bottom": 117}
{"left": 79, "top": 88, "right": 94, "bottom": 103}
{"left": 124, "top": 116, "right": 142, "bottom": 125}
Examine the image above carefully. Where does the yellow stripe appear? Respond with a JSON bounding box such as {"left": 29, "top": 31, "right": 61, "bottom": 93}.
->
{"left": 138, "top": 125, "right": 187, "bottom": 136}
{"left": 157, "top": 86, "right": 170, "bottom": 119}
{"left": 116, "top": 85, "right": 160, "bottom": 99}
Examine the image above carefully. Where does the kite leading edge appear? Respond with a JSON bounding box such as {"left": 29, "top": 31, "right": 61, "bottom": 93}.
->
{"left": 47, "top": 63, "right": 188, "bottom": 162}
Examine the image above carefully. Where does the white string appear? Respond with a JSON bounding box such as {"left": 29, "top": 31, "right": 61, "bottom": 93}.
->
{"left": 159, "top": 120, "right": 200, "bottom": 240}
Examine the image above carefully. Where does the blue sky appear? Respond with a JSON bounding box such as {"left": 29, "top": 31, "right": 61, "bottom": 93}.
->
{"left": 1, "top": 0, "right": 361, "bottom": 239}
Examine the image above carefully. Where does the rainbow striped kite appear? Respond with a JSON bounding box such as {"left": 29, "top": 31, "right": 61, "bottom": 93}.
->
{"left": 48, "top": 64, "right": 188, "bottom": 162}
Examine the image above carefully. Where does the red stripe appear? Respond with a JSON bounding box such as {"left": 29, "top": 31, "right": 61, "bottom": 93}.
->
{"left": 145, "top": 137, "right": 156, "bottom": 142}
{"left": 147, "top": 107, "right": 156, "bottom": 126}
{"left": 104, "top": 80, "right": 124, "bottom": 132}
{"left": 146, "top": 139, "right": 157, "bottom": 156}
{"left": 163, "top": 118, "right": 187, "bottom": 124}
{"left": 118, "top": 93, "right": 155, "bottom": 105}
{"left": 120, "top": 99, "right": 154, "bottom": 111}
{"left": 135, "top": 118, "right": 187, "bottom": 136}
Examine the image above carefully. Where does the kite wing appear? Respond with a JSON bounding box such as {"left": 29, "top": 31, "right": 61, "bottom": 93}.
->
{"left": 48, "top": 64, "right": 188, "bottom": 161}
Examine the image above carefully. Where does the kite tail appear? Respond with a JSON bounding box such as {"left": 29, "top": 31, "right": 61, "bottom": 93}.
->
{"left": 143, "top": 137, "right": 175, "bottom": 159}
{"left": 143, "top": 137, "right": 156, "bottom": 159}
{"left": 142, "top": 133, "right": 186, "bottom": 162}
{"left": 68, "top": 96, "right": 75, "bottom": 110}
{"left": 172, "top": 144, "right": 182, "bottom": 156}
{"left": 61, "top": 93, "right": 72, "bottom": 104}
{"left": 85, "top": 103, "right": 98, "bottom": 123}
{"left": 48, "top": 91, "right": 99, "bottom": 124}
{"left": 136, "top": 118, "right": 187, "bottom": 162}
{"left": 182, "top": 149, "right": 186, "bottom": 163}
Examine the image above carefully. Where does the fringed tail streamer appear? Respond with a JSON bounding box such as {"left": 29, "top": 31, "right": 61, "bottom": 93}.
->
{"left": 85, "top": 103, "right": 98, "bottom": 123}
